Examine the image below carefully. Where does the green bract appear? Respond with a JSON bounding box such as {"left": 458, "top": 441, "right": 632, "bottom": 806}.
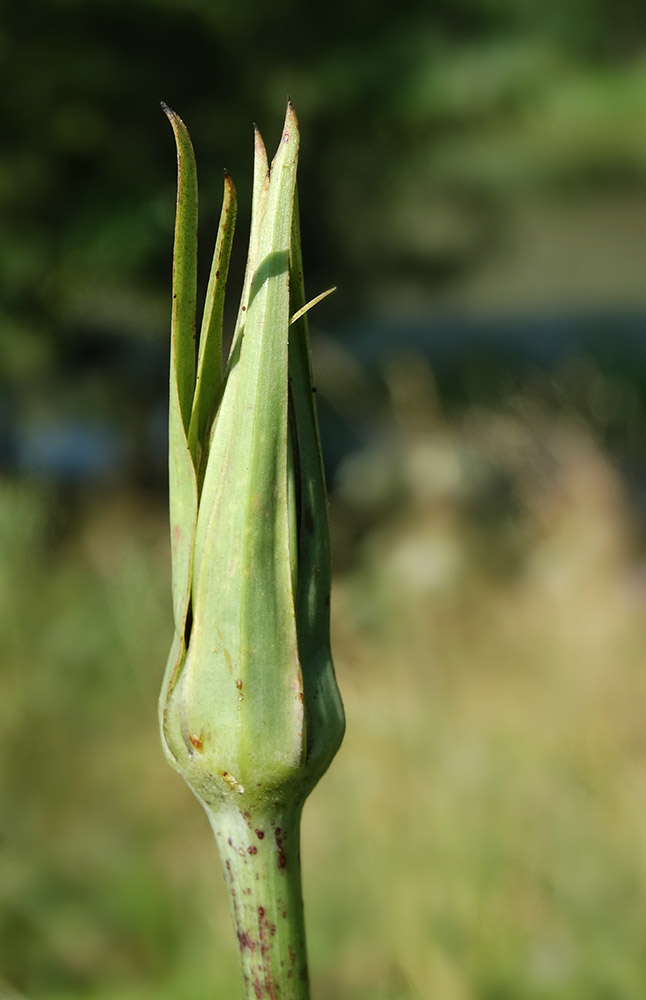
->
{"left": 159, "top": 102, "right": 345, "bottom": 819}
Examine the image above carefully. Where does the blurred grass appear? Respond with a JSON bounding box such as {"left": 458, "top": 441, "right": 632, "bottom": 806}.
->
{"left": 1, "top": 364, "right": 645, "bottom": 999}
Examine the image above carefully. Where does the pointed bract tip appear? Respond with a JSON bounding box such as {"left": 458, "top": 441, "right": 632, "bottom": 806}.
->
{"left": 284, "top": 100, "right": 299, "bottom": 135}
{"left": 253, "top": 124, "right": 268, "bottom": 160}
{"left": 160, "top": 101, "right": 174, "bottom": 119}
{"left": 223, "top": 170, "right": 235, "bottom": 195}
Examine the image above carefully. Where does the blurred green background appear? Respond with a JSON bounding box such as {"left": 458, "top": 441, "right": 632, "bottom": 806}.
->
{"left": 2, "top": 1, "right": 646, "bottom": 998}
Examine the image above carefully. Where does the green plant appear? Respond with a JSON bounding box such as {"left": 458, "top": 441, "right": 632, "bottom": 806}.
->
{"left": 158, "top": 102, "right": 345, "bottom": 1000}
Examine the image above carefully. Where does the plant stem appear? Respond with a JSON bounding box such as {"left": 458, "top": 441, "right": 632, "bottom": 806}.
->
{"left": 206, "top": 800, "right": 310, "bottom": 1000}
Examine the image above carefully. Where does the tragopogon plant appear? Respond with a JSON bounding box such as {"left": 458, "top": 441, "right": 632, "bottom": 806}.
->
{"left": 159, "top": 102, "right": 345, "bottom": 1000}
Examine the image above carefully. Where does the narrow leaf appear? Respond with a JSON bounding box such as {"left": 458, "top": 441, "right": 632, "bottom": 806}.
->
{"left": 162, "top": 103, "right": 199, "bottom": 651}
{"left": 188, "top": 171, "right": 237, "bottom": 480}
{"left": 162, "top": 102, "right": 197, "bottom": 435}
{"left": 288, "top": 191, "right": 345, "bottom": 779}
{"left": 227, "top": 125, "right": 270, "bottom": 366}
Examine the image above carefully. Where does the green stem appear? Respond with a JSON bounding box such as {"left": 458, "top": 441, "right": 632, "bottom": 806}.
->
{"left": 206, "top": 800, "right": 310, "bottom": 1000}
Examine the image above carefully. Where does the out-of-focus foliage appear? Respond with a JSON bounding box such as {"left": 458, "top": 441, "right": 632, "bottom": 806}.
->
{"left": 4, "top": 0, "right": 646, "bottom": 378}
{"left": 2, "top": 365, "right": 646, "bottom": 998}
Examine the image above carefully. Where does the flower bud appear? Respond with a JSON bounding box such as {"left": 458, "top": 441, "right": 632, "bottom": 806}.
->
{"left": 159, "top": 103, "right": 344, "bottom": 816}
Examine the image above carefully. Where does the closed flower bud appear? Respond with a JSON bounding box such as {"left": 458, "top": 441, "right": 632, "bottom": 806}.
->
{"left": 158, "top": 102, "right": 344, "bottom": 1000}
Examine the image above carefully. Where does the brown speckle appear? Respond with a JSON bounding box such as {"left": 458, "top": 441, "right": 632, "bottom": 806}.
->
{"left": 248, "top": 845, "right": 258, "bottom": 855}
{"left": 237, "top": 929, "right": 254, "bottom": 950}
{"left": 275, "top": 827, "right": 287, "bottom": 870}
{"left": 188, "top": 732, "right": 203, "bottom": 752}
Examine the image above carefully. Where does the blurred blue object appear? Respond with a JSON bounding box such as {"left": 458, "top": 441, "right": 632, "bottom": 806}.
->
{"left": 15, "top": 422, "right": 127, "bottom": 483}
{"left": 2, "top": 307, "right": 645, "bottom": 487}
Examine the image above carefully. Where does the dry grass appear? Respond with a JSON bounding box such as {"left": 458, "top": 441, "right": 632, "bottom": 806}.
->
{"left": 1, "top": 377, "right": 645, "bottom": 999}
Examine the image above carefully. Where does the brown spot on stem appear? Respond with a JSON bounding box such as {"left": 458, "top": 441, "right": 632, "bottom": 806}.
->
{"left": 188, "top": 732, "right": 203, "bottom": 752}
{"left": 275, "top": 827, "right": 286, "bottom": 870}
{"left": 237, "top": 929, "right": 254, "bottom": 950}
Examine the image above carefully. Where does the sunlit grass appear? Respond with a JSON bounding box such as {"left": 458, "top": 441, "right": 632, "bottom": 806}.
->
{"left": 1, "top": 382, "right": 645, "bottom": 999}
